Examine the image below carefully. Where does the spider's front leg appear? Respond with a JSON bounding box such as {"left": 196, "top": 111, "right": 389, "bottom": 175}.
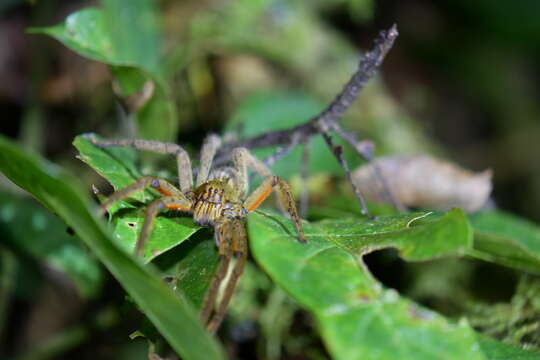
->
{"left": 85, "top": 135, "right": 194, "bottom": 193}
{"left": 232, "top": 148, "right": 306, "bottom": 243}
{"left": 97, "top": 176, "right": 193, "bottom": 256}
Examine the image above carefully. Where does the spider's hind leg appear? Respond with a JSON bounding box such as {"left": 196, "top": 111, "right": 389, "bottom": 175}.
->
{"left": 205, "top": 220, "right": 248, "bottom": 333}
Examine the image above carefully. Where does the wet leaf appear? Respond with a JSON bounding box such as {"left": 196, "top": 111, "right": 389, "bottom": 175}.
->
{"left": 0, "top": 135, "right": 224, "bottom": 360}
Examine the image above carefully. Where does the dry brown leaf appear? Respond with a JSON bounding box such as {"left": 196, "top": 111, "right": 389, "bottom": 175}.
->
{"left": 352, "top": 155, "right": 492, "bottom": 212}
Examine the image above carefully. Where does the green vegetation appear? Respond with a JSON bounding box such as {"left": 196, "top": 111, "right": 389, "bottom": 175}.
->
{"left": 2, "top": 1, "right": 540, "bottom": 359}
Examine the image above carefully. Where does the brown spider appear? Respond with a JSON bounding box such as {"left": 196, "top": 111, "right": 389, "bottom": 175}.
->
{"left": 88, "top": 134, "right": 306, "bottom": 333}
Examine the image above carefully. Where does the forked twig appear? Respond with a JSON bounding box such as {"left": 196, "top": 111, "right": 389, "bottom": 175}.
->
{"left": 217, "top": 24, "right": 403, "bottom": 215}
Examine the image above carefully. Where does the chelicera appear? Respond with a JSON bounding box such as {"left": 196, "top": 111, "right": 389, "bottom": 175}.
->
{"left": 87, "top": 134, "right": 306, "bottom": 332}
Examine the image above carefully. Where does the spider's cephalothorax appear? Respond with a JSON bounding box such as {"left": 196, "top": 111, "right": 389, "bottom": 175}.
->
{"left": 89, "top": 134, "right": 305, "bottom": 333}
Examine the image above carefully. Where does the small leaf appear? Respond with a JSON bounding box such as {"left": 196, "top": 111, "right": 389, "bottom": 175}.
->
{"left": 0, "top": 135, "right": 224, "bottom": 360}
{"left": 29, "top": 7, "right": 157, "bottom": 72}
{"left": 74, "top": 134, "right": 142, "bottom": 192}
{"left": 30, "top": 7, "right": 178, "bottom": 141}
{"left": 74, "top": 134, "right": 201, "bottom": 263}
{"left": 248, "top": 209, "right": 482, "bottom": 359}
{"left": 470, "top": 210, "right": 540, "bottom": 275}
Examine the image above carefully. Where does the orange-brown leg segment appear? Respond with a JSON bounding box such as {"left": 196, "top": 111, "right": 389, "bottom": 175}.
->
{"left": 206, "top": 220, "right": 248, "bottom": 333}
{"left": 98, "top": 176, "right": 188, "bottom": 215}
{"left": 244, "top": 176, "right": 306, "bottom": 243}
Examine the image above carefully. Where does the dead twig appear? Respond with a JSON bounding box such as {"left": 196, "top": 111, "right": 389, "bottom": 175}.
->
{"left": 216, "top": 25, "right": 402, "bottom": 216}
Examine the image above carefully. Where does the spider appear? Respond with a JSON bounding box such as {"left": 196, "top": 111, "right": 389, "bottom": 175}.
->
{"left": 87, "top": 134, "right": 306, "bottom": 333}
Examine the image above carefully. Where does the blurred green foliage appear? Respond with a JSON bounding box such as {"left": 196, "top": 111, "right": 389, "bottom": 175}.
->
{"left": 1, "top": 0, "right": 540, "bottom": 359}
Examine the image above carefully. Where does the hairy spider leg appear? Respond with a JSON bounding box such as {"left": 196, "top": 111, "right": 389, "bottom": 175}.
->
{"left": 244, "top": 176, "right": 306, "bottom": 244}
{"left": 136, "top": 197, "right": 192, "bottom": 257}
{"left": 200, "top": 224, "right": 233, "bottom": 326}
{"left": 196, "top": 135, "right": 221, "bottom": 187}
{"left": 231, "top": 147, "right": 273, "bottom": 197}
{"left": 233, "top": 147, "right": 305, "bottom": 242}
{"left": 87, "top": 136, "right": 194, "bottom": 193}
{"left": 206, "top": 220, "right": 247, "bottom": 333}
{"left": 96, "top": 176, "right": 193, "bottom": 256}
{"left": 98, "top": 176, "right": 189, "bottom": 214}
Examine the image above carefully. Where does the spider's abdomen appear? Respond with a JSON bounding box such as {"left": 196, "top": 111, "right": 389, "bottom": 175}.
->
{"left": 192, "top": 180, "right": 246, "bottom": 226}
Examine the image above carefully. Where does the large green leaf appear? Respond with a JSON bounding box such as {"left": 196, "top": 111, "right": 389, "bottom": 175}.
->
{"left": 0, "top": 192, "right": 103, "bottom": 298}
{"left": 0, "top": 135, "right": 224, "bottom": 360}
{"left": 29, "top": 7, "right": 178, "bottom": 141}
{"left": 74, "top": 135, "right": 201, "bottom": 263}
{"left": 248, "top": 209, "right": 484, "bottom": 359}
{"left": 470, "top": 210, "right": 540, "bottom": 275}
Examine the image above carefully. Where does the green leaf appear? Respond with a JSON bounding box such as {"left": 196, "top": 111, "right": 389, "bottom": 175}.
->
{"left": 30, "top": 7, "right": 178, "bottom": 141}
{"left": 0, "top": 192, "right": 103, "bottom": 298}
{"left": 112, "top": 208, "right": 201, "bottom": 263}
{"left": 74, "top": 135, "right": 201, "bottom": 263}
{"left": 477, "top": 334, "right": 540, "bottom": 360}
{"left": 74, "top": 134, "right": 142, "bottom": 192}
{"left": 29, "top": 7, "right": 157, "bottom": 72}
{"left": 28, "top": 8, "right": 114, "bottom": 65}
{"left": 226, "top": 92, "right": 363, "bottom": 178}
{"left": 101, "top": 0, "right": 160, "bottom": 74}
{"left": 0, "top": 135, "right": 224, "bottom": 360}
{"left": 470, "top": 210, "right": 540, "bottom": 275}
{"left": 154, "top": 230, "right": 220, "bottom": 309}
{"left": 248, "top": 209, "right": 485, "bottom": 359}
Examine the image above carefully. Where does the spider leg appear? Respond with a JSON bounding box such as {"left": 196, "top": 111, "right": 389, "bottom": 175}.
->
{"left": 232, "top": 147, "right": 273, "bottom": 197}
{"left": 245, "top": 176, "right": 306, "bottom": 243}
{"left": 196, "top": 134, "right": 221, "bottom": 187}
{"left": 206, "top": 220, "right": 247, "bottom": 333}
{"left": 98, "top": 176, "right": 191, "bottom": 215}
{"left": 135, "top": 197, "right": 192, "bottom": 257}
{"left": 86, "top": 136, "right": 194, "bottom": 193}
{"left": 201, "top": 224, "right": 232, "bottom": 325}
